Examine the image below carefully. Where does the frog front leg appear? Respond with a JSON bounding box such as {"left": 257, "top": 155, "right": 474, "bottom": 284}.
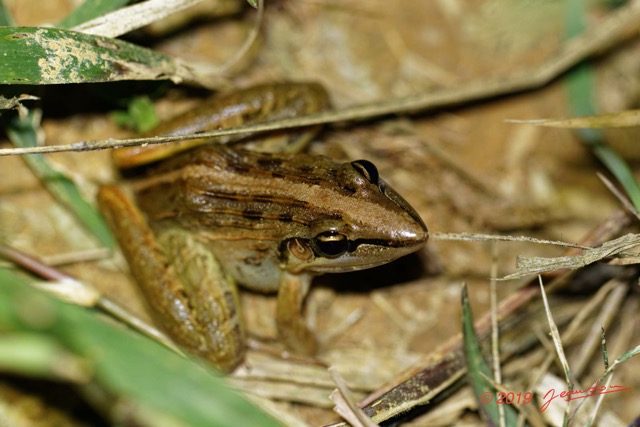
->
{"left": 98, "top": 185, "right": 244, "bottom": 373}
{"left": 276, "top": 271, "right": 318, "bottom": 356}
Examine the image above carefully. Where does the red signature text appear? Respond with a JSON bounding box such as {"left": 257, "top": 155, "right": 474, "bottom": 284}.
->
{"left": 539, "top": 381, "right": 631, "bottom": 413}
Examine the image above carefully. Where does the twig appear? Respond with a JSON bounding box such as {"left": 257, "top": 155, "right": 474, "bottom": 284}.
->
{"left": 597, "top": 172, "right": 640, "bottom": 222}
{"left": 2, "top": 0, "right": 640, "bottom": 156}
{"left": 329, "top": 367, "right": 379, "bottom": 427}
{"left": 431, "top": 232, "right": 591, "bottom": 250}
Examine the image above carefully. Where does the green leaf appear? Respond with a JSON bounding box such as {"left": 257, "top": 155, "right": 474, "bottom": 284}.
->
{"left": 110, "top": 96, "right": 159, "bottom": 133}
{"left": 0, "top": 268, "right": 282, "bottom": 427}
{"left": 58, "top": 0, "right": 133, "bottom": 28}
{"left": 0, "top": 26, "right": 180, "bottom": 85}
{"left": 461, "top": 284, "right": 519, "bottom": 426}
{"left": 6, "top": 110, "right": 116, "bottom": 249}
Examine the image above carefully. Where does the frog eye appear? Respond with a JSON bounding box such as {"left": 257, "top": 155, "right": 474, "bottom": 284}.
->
{"left": 312, "top": 231, "right": 349, "bottom": 258}
{"left": 351, "top": 160, "right": 379, "bottom": 185}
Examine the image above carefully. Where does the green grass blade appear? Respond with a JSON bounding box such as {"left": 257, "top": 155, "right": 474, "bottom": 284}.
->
{"left": 0, "top": 333, "right": 82, "bottom": 380}
{"left": 0, "top": 26, "right": 180, "bottom": 85}
{"left": 58, "top": 0, "right": 133, "bottom": 28}
{"left": 0, "top": 268, "right": 282, "bottom": 427}
{"left": 564, "top": 0, "right": 640, "bottom": 210}
{"left": 461, "top": 284, "right": 519, "bottom": 426}
{"left": 6, "top": 110, "right": 115, "bottom": 249}
{"left": 590, "top": 140, "right": 640, "bottom": 208}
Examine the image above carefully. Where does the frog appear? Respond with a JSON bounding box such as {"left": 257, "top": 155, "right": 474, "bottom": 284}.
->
{"left": 98, "top": 82, "right": 428, "bottom": 372}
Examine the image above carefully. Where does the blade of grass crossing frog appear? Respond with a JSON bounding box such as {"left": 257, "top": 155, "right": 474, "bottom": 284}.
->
{"left": 564, "top": 0, "right": 640, "bottom": 210}
{"left": 462, "top": 284, "right": 519, "bottom": 426}
{"left": 6, "top": 110, "right": 116, "bottom": 249}
{"left": 58, "top": 0, "right": 133, "bottom": 28}
{"left": 0, "top": 268, "right": 282, "bottom": 426}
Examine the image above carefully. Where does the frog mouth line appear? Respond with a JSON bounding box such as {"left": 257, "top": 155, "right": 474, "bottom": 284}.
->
{"left": 307, "top": 239, "right": 427, "bottom": 273}
{"left": 349, "top": 235, "right": 428, "bottom": 251}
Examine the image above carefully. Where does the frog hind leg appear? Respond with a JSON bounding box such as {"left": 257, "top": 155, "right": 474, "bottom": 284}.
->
{"left": 98, "top": 185, "right": 244, "bottom": 373}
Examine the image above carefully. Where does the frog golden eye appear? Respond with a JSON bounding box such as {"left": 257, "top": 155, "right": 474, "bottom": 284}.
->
{"left": 312, "top": 231, "right": 349, "bottom": 258}
{"left": 351, "top": 160, "right": 379, "bottom": 184}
